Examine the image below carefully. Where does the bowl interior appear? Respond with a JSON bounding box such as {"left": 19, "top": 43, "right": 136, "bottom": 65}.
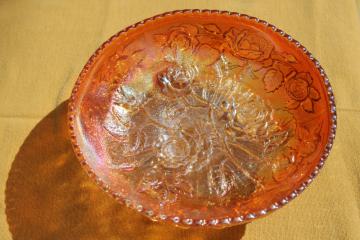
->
{"left": 70, "top": 11, "right": 334, "bottom": 226}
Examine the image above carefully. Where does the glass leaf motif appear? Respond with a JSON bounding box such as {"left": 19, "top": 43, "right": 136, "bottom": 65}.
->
{"left": 103, "top": 53, "right": 293, "bottom": 206}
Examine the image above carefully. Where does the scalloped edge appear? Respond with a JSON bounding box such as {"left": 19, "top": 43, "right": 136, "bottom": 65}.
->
{"left": 68, "top": 9, "right": 337, "bottom": 228}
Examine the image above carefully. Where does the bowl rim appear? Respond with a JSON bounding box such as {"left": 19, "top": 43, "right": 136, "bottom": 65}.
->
{"left": 68, "top": 9, "right": 337, "bottom": 228}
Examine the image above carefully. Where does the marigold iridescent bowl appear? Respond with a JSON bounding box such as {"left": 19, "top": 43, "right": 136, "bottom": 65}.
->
{"left": 68, "top": 10, "right": 337, "bottom": 228}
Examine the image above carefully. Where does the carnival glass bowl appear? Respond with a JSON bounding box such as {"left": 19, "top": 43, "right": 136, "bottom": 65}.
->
{"left": 68, "top": 10, "right": 337, "bottom": 228}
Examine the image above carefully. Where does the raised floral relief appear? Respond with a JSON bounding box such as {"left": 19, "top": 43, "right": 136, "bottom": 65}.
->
{"left": 286, "top": 72, "right": 321, "bottom": 112}
{"left": 101, "top": 23, "right": 323, "bottom": 206}
{"left": 154, "top": 23, "right": 322, "bottom": 111}
{"left": 96, "top": 44, "right": 146, "bottom": 85}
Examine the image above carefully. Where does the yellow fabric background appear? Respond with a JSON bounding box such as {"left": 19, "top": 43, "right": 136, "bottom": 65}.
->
{"left": 0, "top": 0, "right": 359, "bottom": 239}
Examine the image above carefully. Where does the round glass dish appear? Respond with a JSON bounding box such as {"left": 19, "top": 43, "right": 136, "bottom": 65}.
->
{"left": 68, "top": 10, "right": 337, "bottom": 228}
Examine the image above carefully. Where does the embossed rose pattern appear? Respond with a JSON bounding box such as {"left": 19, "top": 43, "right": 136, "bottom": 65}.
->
{"left": 286, "top": 72, "right": 321, "bottom": 112}
{"left": 99, "top": 22, "right": 324, "bottom": 206}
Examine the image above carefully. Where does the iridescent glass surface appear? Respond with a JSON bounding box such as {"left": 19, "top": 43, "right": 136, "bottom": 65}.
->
{"left": 69, "top": 10, "right": 336, "bottom": 228}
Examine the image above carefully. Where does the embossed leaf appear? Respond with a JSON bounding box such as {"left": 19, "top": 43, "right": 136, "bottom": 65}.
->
{"left": 283, "top": 53, "right": 297, "bottom": 63}
{"left": 203, "top": 23, "right": 221, "bottom": 34}
{"left": 309, "top": 87, "right": 320, "bottom": 101}
{"left": 208, "top": 163, "right": 233, "bottom": 197}
{"left": 196, "top": 44, "right": 221, "bottom": 65}
{"left": 273, "top": 61, "right": 296, "bottom": 78}
{"left": 131, "top": 49, "right": 146, "bottom": 65}
{"left": 298, "top": 126, "right": 310, "bottom": 140}
{"left": 223, "top": 27, "right": 237, "bottom": 42}
{"left": 179, "top": 24, "right": 198, "bottom": 35}
{"left": 272, "top": 52, "right": 298, "bottom": 63}
{"left": 224, "top": 29, "right": 247, "bottom": 51}
{"left": 311, "top": 122, "right": 323, "bottom": 135}
{"left": 195, "top": 35, "right": 223, "bottom": 48}
{"left": 295, "top": 123, "right": 322, "bottom": 159}
{"left": 301, "top": 98, "right": 314, "bottom": 112}
{"left": 272, "top": 109, "right": 297, "bottom": 131}
{"left": 287, "top": 99, "right": 300, "bottom": 110}
{"left": 261, "top": 58, "right": 273, "bottom": 68}
{"left": 263, "top": 69, "right": 284, "bottom": 92}
{"left": 236, "top": 49, "right": 262, "bottom": 60}
{"left": 169, "top": 24, "right": 198, "bottom": 36}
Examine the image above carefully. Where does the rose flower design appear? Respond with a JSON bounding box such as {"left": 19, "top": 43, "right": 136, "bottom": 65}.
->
{"left": 286, "top": 72, "right": 320, "bottom": 112}
{"left": 223, "top": 28, "right": 273, "bottom": 61}
{"left": 157, "top": 62, "right": 198, "bottom": 97}
{"left": 95, "top": 45, "right": 146, "bottom": 84}
{"left": 154, "top": 24, "right": 199, "bottom": 51}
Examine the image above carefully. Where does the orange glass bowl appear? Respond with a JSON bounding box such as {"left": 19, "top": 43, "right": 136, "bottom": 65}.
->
{"left": 68, "top": 10, "right": 337, "bottom": 228}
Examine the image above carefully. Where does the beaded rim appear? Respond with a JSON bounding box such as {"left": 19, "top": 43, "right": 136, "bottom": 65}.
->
{"left": 68, "top": 9, "right": 337, "bottom": 228}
